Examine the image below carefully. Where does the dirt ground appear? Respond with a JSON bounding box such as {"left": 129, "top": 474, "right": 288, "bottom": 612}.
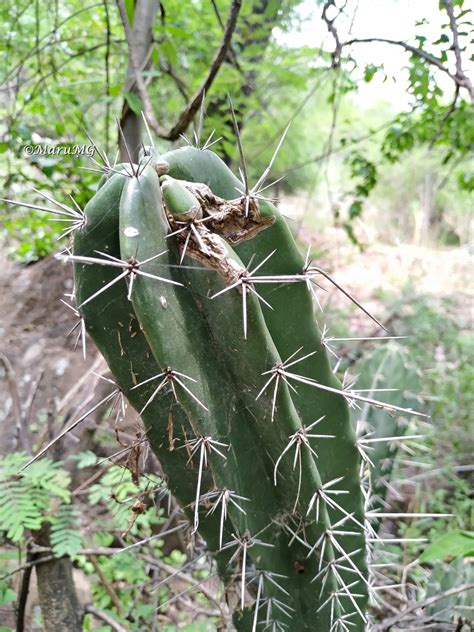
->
{"left": 1, "top": 255, "right": 77, "bottom": 452}
{"left": 301, "top": 227, "right": 473, "bottom": 333}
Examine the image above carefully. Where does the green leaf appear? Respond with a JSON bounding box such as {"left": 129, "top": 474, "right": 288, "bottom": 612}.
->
{"left": 342, "top": 221, "right": 364, "bottom": 250}
{"left": 166, "top": 25, "right": 191, "bottom": 39}
{"left": 50, "top": 505, "right": 82, "bottom": 558}
{"left": 420, "top": 531, "right": 474, "bottom": 563}
{"left": 0, "top": 587, "right": 17, "bottom": 606}
{"left": 109, "top": 84, "right": 122, "bottom": 97}
{"left": 348, "top": 200, "right": 363, "bottom": 219}
{"left": 363, "top": 64, "right": 378, "bottom": 83}
{"left": 458, "top": 170, "right": 474, "bottom": 192}
{"left": 434, "top": 33, "right": 450, "bottom": 44}
{"left": 125, "top": 0, "right": 134, "bottom": 26}
{"left": 151, "top": 46, "right": 160, "bottom": 67}
{"left": 74, "top": 450, "right": 99, "bottom": 469}
{"left": 124, "top": 92, "right": 143, "bottom": 115}
{"left": 160, "top": 39, "right": 178, "bottom": 67}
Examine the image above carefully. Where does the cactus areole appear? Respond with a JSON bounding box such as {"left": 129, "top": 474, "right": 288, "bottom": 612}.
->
{"left": 73, "top": 145, "right": 371, "bottom": 631}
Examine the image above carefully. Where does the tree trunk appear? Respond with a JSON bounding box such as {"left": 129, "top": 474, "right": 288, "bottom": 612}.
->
{"left": 33, "top": 525, "right": 83, "bottom": 632}
{"left": 119, "top": 0, "right": 159, "bottom": 162}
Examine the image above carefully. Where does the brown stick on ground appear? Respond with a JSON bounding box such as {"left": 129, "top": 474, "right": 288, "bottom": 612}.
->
{"left": 373, "top": 583, "right": 474, "bottom": 631}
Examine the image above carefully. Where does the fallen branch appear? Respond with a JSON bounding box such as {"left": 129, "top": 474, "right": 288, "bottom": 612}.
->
{"left": 0, "top": 353, "right": 30, "bottom": 454}
{"left": 84, "top": 605, "right": 129, "bottom": 632}
{"left": 373, "top": 583, "right": 474, "bottom": 631}
{"left": 88, "top": 555, "right": 123, "bottom": 615}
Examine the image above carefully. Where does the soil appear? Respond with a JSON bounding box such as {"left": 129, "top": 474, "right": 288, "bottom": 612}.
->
{"left": 0, "top": 255, "right": 83, "bottom": 453}
{"left": 301, "top": 227, "right": 473, "bottom": 335}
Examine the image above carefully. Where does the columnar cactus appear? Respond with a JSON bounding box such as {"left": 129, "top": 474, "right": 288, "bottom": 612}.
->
{"left": 351, "top": 342, "right": 423, "bottom": 514}
{"left": 64, "top": 138, "right": 425, "bottom": 631}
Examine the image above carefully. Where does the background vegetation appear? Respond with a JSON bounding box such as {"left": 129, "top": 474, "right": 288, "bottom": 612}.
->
{"left": 0, "top": 0, "right": 472, "bottom": 630}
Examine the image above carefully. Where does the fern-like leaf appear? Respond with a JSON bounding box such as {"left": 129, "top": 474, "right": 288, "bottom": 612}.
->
{"left": 49, "top": 505, "right": 82, "bottom": 558}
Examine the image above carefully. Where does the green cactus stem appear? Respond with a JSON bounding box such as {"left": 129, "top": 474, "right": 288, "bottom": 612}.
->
{"left": 69, "top": 139, "right": 427, "bottom": 630}
{"left": 4, "top": 122, "right": 428, "bottom": 632}
{"left": 160, "top": 146, "right": 369, "bottom": 611}
{"left": 351, "top": 342, "right": 423, "bottom": 514}
{"left": 119, "top": 166, "right": 350, "bottom": 630}
{"left": 72, "top": 171, "right": 234, "bottom": 580}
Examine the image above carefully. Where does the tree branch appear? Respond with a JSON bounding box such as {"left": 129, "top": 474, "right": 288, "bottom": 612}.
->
{"left": 322, "top": 0, "right": 343, "bottom": 68}
{"left": 116, "top": 0, "right": 158, "bottom": 156}
{"left": 116, "top": 0, "right": 242, "bottom": 141}
{"left": 429, "top": 84, "right": 460, "bottom": 148}
{"left": 165, "top": 0, "right": 242, "bottom": 139}
{"left": 344, "top": 37, "right": 453, "bottom": 76}
{"left": 103, "top": 0, "right": 112, "bottom": 154}
{"left": 1, "top": 3, "right": 104, "bottom": 86}
{"left": 145, "top": 556, "right": 224, "bottom": 615}
{"left": 84, "top": 605, "right": 129, "bottom": 632}
{"left": 342, "top": 35, "right": 473, "bottom": 101}
{"left": 88, "top": 555, "right": 123, "bottom": 615}
{"left": 445, "top": 0, "right": 463, "bottom": 76}
{"left": 443, "top": 0, "right": 474, "bottom": 101}
{"left": 15, "top": 552, "right": 36, "bottom": 632}
{"left": 321, "top": 0, "right": 472, "bottom": 99}
{"left": 210, "top": 0, "right": 244, "bottom": 74}
{"left": 158, "top": 60, "right": 190, "bottom": 102}
{"left": 373, "top": 583, "right": 474, "bottom": 631}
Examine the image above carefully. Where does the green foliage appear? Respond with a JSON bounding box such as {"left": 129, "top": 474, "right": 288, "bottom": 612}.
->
{"left": 0, "top": 2, "right": 472, "bottom": 628}
{"left": 73, "top": 449, "right": 100, "bottom": 469}
{"left": 0, "top": 453, "right": 70, "bottom": 542}
{"left": 424, "top": 557, "right": 474, "bottom": 620}
{"left": 49, "top": 504, "right": 82, "bottom": 558}
{"left": 2, "top": 209, "right": 61, "bottom": 263}
{"left": 420, "top": 530, "right": 474, "bottom": 563}
{"left": 0, "top": 579, "right": 16, "bottom": 607}
{"left": 395, "top": 294, "right": 473, "bottom": 453}
{"left": 0, "top": 450, "right": 203, "bottom": 630}
{"left": 382, "top": 100, "right": 474, "bottom": 166}
{"left": 335, "top": 1, "right": 473, "bottom": 233}
{"left": 457, "top": 169, "right": 474, "bottom": 192}
{"left": 363, "top": 64, "right": 381, "bottom": 83}
{"left": 1, "top": 0, "right": 471, "bottom": 263}
{"left": 342, "top": 152, "right": 378, "bottom": 246}
{"left": 88, "top": 466, "right": 164, "bottom": 535}
{"left": 364, "top": 293, "right": 474, "bottom": 575}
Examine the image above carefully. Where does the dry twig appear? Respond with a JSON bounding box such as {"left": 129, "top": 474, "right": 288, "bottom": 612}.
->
{"left": 84, "top": 605, "right": 129, "bottom": 632}
{"left": 373, "top": 583, "right": 474, "bottom": 631}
